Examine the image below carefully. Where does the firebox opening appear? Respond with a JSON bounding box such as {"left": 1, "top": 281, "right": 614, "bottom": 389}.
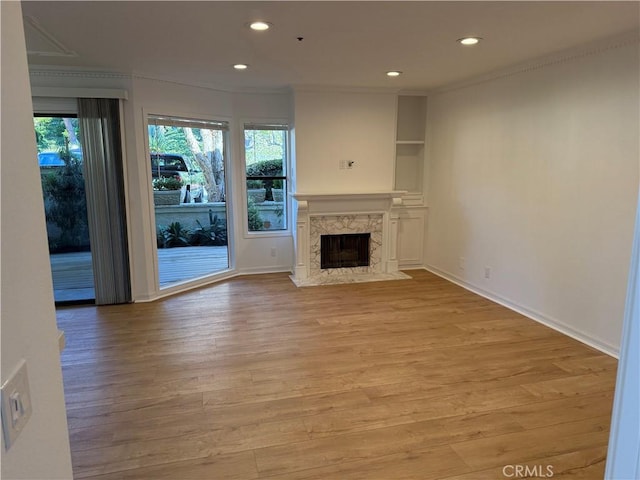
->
{"left": 320, "top": 233, "right": 370, "bottom": 269}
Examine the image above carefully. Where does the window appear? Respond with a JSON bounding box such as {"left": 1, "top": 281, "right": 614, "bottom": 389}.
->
{"left": 148, "top": 115, "right": 231, "bottom": 287}
{"left": 244, "top": 124, "right": 288, "bottom": 232}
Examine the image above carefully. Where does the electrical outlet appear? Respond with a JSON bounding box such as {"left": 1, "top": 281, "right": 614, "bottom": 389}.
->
{"left": 459, "top": 257, "right": 465, "bottom": 270}
{"left": 1, "top": 360, "right": 32, "bottom": 450}
{"left": 339, "top": 160, "right": 346, "bottom": 169}
{"left": 346, "top": 160, "right": 355, "bottom": 169}
{"left": 484, "top": 266, "right": 491, "bottom": 279}
{"left": 270, "top": 247, "right": 277, "bottom": 257}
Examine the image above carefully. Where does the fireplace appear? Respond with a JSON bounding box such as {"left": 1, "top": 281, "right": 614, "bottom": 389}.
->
{"left": 321, "top": 233, "right": 370, "bottom": 269}
{"left": 291, "top": 192, "right": 410, "bottom": 286}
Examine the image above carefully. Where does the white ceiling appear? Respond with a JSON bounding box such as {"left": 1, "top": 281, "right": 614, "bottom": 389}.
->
{"left": 22, "top": 1, "right": 640, "bottom": 92}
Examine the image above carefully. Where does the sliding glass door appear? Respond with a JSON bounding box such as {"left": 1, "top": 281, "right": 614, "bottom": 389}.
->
{"left": 148, "top": 115, "right": 230, "bottom": 287}
{"left": 34, "top": 115, "right": 95, "bottom": 303}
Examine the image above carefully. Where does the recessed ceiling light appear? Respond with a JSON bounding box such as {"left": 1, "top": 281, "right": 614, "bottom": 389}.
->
{"left": 386, "top": 71, "right": 402, "bottom": 77}
{"left": 233, "top": 64, "right": 249, "bottom": 70}
{"left": 249, "top": 21, "right": 270, "bottom": 31}
{"left": 458, "top": 37, "right": 482, "bottom": 46}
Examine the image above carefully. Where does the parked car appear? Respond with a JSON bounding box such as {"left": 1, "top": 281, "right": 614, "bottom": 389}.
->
{"left": 38, "top": 148, "right": 83, "bottom": 168}
{"left": 150, "top": 153, "right": 189, "bottom": 181}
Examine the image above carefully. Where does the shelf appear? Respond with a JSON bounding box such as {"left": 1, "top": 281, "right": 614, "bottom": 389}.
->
{"left": 394, "top": 96, "right": 426, "bottom": 200}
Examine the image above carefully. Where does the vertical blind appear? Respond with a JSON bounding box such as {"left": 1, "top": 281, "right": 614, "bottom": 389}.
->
{"left": 78, "top": 98, "right": 131, "bottom": 305}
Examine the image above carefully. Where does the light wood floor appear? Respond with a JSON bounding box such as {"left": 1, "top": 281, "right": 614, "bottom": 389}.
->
{"left": 57, "top": 270, "right": 617, "bottom": 479}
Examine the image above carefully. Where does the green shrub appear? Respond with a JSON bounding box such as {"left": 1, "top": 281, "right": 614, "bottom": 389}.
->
{"left": 153, "top": 177, "right": 182, "bottom": 191}
{"left": 157, "top": 212, "right": 228, "bottom": 249}
{"left": 247, "top": 199, "right": 264, "bottom": 231}
{"left": 157, "top": 222, "right": 190, "bottom": 248}
{"left": 246, "top": 159, "right": 283, "bottom": 177}
{"left": 189, "top": 213, "right": 227, "bottom": 246}
{"left": 41, "top": 145, "right": 89, "bottom": 252}
{"left": 246, "top": 159, "right": 283, "bottom": 201}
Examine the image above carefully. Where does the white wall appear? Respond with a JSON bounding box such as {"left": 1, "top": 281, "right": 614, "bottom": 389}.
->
{"left": 294, "top": 90, "right": 396, "bottom": 193}
{"left": 425, "top": 42, "right": 639, "bottom": 354}
{"left": 0, "top": 2, "right": 73, "bottom": 478}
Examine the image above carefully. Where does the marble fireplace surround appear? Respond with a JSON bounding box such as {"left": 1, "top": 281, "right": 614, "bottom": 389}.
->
{"left": 291, "top": 192, "right": 411, "bottom": 286}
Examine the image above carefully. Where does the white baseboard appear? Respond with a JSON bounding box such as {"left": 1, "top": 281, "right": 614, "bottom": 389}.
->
{"left": 423, "top": 265, "right": 619, "bottom": 358}
{"left": 137, "top": 270, "right": 239, "bottom": 302}
{"left": 237, "top": 266, "right": 293, "bottom": 276}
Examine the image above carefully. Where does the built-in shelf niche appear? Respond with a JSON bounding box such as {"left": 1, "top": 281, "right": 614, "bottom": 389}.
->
{"left": 395, "top": 95, "right": 426, "bottom": 198}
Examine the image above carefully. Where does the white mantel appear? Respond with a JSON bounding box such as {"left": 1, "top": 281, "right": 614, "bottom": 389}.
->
{"left": 291, "top": 191, "right": 409, "bottom": 286}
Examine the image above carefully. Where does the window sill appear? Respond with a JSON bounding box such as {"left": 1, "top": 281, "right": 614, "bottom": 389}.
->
{"left": 244, "top": 229, "right": 291, "bottom": 239}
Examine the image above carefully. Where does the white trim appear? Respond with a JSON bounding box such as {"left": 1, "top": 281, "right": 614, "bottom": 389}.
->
{"left": 237, "top": 266, "right": 293, "bottom": 275}
{"left": 142, "top": 108, "right": 236, "bottom": 296}
{"left": 239, "top": 118, "right": 292, "bottom": 238}
{"left": 132, "top": 72, "right": 289, "bottom": 95}
{"left": 294, "top": 191, "right": 406, "bottom": 202}
{"left": 29, "top": 67, "right": 289, "bottom": 95}
{"left": 423, "top": 265, "right": 619, "bottom": 358}
{"left": 291, "top": 85, "right": 400, "bottom": 95}
{"left": 118, "top": 99, "right": 135, "bottom": 303}
{"left": 397, "top": 89, "right": 429, "bottom": 97}
{"left": 30, "top": 66, "right": 131, "bottom": 79}
{"left": 137, "top": 269, "right": 237, "bottom": 302}
{"left": 31, "top": 86, "right": 128, "bottom": 100}
{"left": 244, "top": 230, "right": 291, "bottom": 239}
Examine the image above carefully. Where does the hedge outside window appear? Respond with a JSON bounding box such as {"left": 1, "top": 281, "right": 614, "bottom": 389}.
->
{"left": 244, "top": 124, "right": 288, "bottom": 232}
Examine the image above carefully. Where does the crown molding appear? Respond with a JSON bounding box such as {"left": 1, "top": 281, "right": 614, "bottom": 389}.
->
{"left": 31, "top": 86, "right": 128, "bottom": 100}
{"left": 397, "top": 89, "right": 429, "bottom": 97}
{"left": 429, "top": 30, "right": 639, "bottom": 96}
{"left": 291, "top": 84, "right": 400, "bottom": 95}
{"left": 29, "top": 66, "right": 132, "bottom": 81}
{"left": 130, "top": 72, "right": 290, "bottom": 96}
{"left": 29, "top": 66, "right": 291, "bottom": 96}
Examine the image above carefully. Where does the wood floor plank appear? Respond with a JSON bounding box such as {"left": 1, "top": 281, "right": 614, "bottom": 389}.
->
{"left": 56, "top": 270, "right": 617, "bottom": 479}
{"left": 254, "top": 409, "right": 525, "bottom": 476}
{"left": 521, "top": 372, "right": 617, "bottom": 400}
{"left": 449, "top": 415, "right": 611, "bottom": 470}
{"left": 441, "top": 445, "right": 608, "bottom": 479}
{"left": 502, "top": 391, "right": 614, "bottom": 430}
{"left": 83, "top": 451, "right": 259, "bottom": 480}
{"left": 260, "top": 444, "right": 470, "bottom": 480}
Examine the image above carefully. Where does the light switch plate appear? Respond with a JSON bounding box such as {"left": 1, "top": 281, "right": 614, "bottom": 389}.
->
{"left": 1, "top": 359, "right": 32, "bottom": 450}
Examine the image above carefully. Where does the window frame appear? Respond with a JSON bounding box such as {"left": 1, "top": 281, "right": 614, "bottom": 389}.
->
{"left": 241, "top": 121, "right": 291, "bottom": 237}
{"left": 144, "top": 110, "right": 236, "bottom": 291}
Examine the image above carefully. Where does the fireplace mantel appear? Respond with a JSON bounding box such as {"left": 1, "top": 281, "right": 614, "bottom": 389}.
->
{"left": 294, "top": 191, "right": 406, "bottom": 202}
{"left": 291, "top": 191, "right": 409, "bottom": 286}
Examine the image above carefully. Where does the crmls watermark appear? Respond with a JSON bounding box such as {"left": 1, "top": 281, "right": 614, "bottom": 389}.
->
{"left": 502, "top": 464, "right": 554, "bottom": 478}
